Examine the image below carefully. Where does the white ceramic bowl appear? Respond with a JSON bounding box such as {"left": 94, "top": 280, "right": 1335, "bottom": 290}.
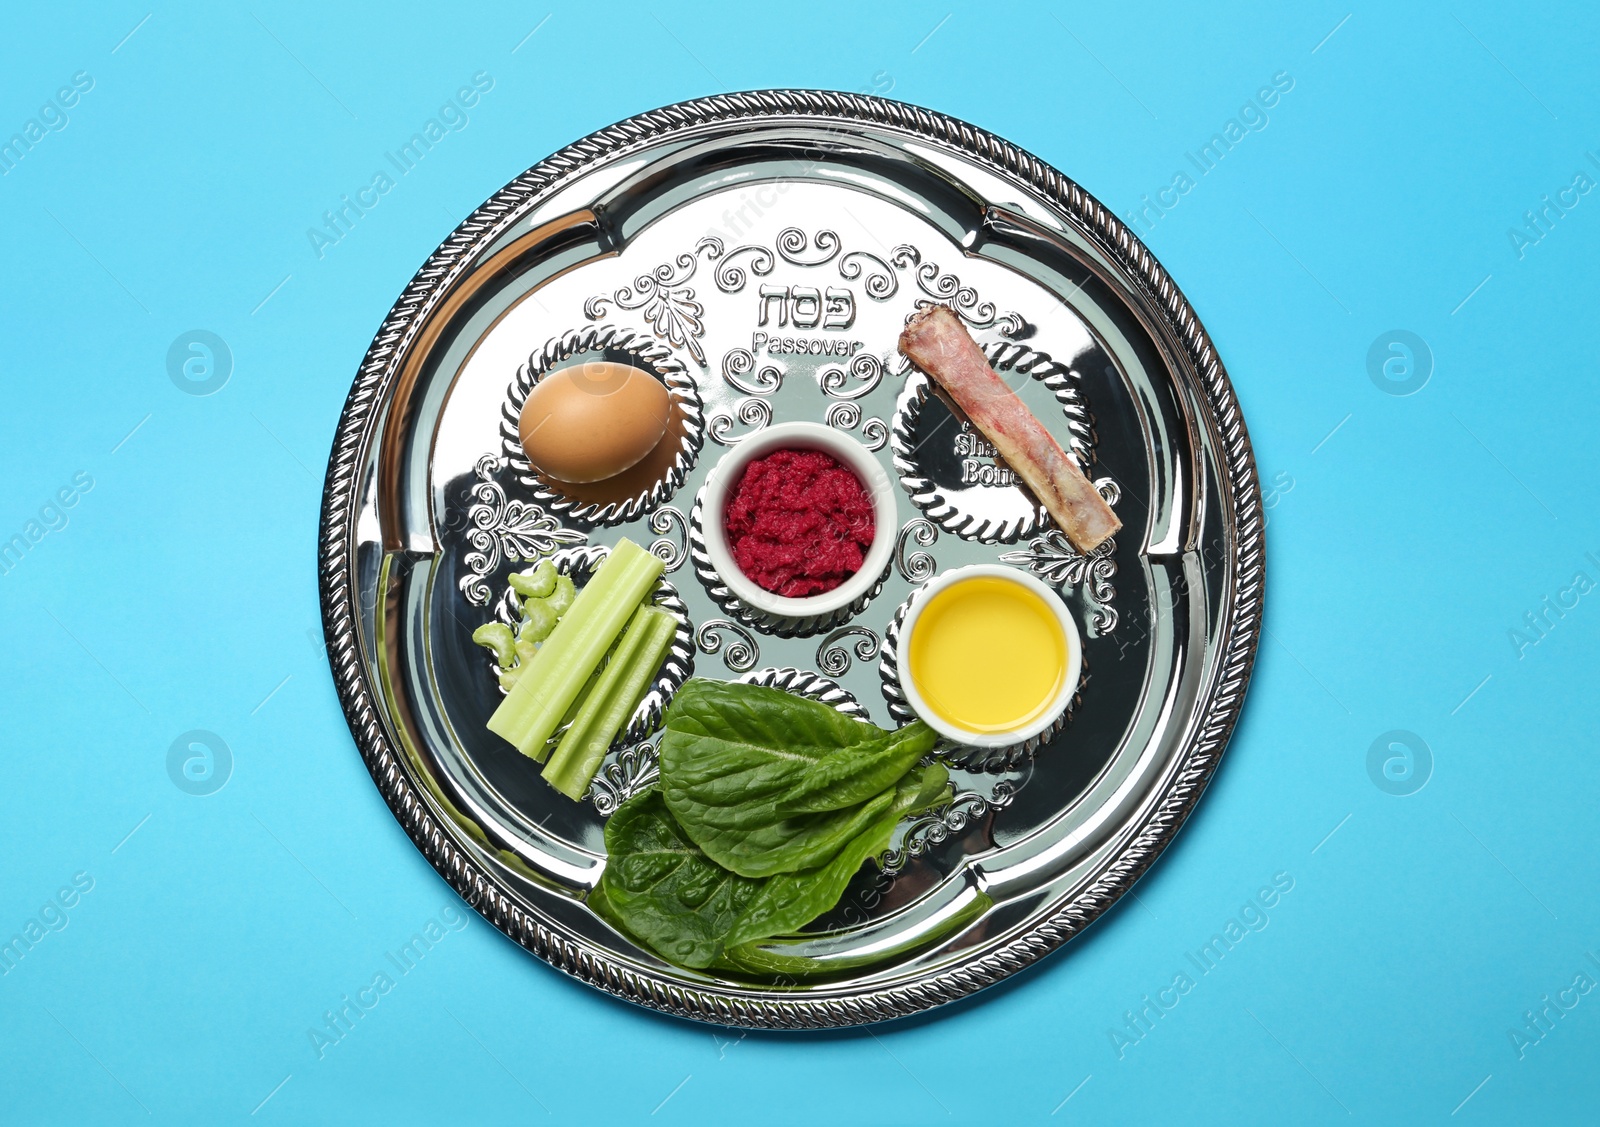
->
{"left": 896, "top": 564, "right": 1083, "bottom": 748}
{"left": 700, "top": 421, "right": 897, "bottom": 619}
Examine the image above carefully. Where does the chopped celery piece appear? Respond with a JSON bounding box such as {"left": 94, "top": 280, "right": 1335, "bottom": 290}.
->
{"left": 547, "top": 574, "right": 576, "bottom": 617}
{"left": 518, "top": 598, "right": 560, "bottom": 643}
{"left": 508, "top": 560, "right": 558, "bottom": 599}
{"left": 544, "top": 606, "right": 677, "bottom": 800}
{"left": 471, "top": 622, "right": 518, "bottom": 668}
{"left": 496, "top": 665, "right": 522, "bottom": 693}
{"left": 487, "top": 539, "right": 664, "bottom": 759}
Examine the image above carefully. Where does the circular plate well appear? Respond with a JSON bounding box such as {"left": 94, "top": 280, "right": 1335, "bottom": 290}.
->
{"left": 318, "top": 90, "right": 1264, "bottom": 1029}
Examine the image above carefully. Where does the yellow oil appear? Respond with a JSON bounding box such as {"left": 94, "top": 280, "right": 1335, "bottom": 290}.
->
{"left": 907, "top": 576, "right": 1067, "bottom": 734}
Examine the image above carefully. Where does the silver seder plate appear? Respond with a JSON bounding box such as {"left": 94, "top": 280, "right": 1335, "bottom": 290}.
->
{"left": 317, "top": 91, "right": 1265, "bottom": 1029}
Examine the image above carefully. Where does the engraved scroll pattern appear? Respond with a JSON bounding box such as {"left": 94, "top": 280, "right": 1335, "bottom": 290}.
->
{"left": 997, "top": 479, "right": 1123, "bottom": 632}
{"left": 459, "top": 454, "right": 586, "bottom": 605}
{"left": 584, "top": 237, "right": 724, "bottom": 366}
{"left": 610, "top": 227, "right": 1017, "bottom": 396}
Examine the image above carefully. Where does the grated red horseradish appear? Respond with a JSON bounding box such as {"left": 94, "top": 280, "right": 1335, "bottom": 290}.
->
{"left": 723, "top": 448, "right": 875, "bottom": 598}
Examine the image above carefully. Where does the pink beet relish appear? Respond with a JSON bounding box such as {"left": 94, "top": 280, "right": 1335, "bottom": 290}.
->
{"left": 723, "top": 448, "right": 875, "bottom": 598}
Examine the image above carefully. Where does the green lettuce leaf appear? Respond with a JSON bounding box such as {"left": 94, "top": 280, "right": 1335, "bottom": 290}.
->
{"left": 593, "top": 764, "right": 949, "bottom": 970}
{"left": 659, "top": 679, "right": 937, "bottom": 877}
{"left": 715, "top": 886, "right": 993, "bottom": 979}
{"left": 592, "top": 788, "right": 759, "bottom": 969}
{"left": 722, "top": 762, "right": 948, "bottom": 950}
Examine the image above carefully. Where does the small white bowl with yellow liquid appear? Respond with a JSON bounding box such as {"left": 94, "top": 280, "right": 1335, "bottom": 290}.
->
{"left": 897, "top": 564, "right": 1082, "bottom": 748}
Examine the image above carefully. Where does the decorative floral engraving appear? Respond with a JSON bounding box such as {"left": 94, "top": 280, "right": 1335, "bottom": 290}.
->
{"left": 585, "top": 228, "right": 1013, "bottom": 384}
{"left": 776, "top": 227, "right": 841, "bottom": 266}
{"left": 999, "top": 531, "right": 1118, "bottom": 632}
{"left": 816, "top": 626, "right": 881, "bottom": 676}
{"left": 646, "top": 505, "right": 688, "bottom": 573}
{"left": 720, "top": 347, "right": 784, "bottom": 395}
{"left": 588, "top": 740, "right": 660, "bottom": 816}
{"left": 824, "top": 401, "right": 860, "bottom": 429}
{"left": 695, "top": 619, "right": 760, "bottom": 672}
{"left": 459, "top": 454, "right": 585, "bottom": 605}
{"left": 713, "top": 244, "right": 775, "bottom": 292}
{"left": 890, "top": 244, "right": 1023, "bottom": 336}
{"left": 838, "top": 249, "right": 898, "bottom": 299}
{"left": 880, "top": 780, "right": 1019, "bottom": 876}
{"left": 894, "top": 518, "right": 939, "bottom": 582}
{"left": 818, "top": 351, "right": 885, "bottom": 400}
{"left": 824, "top": 401, "right": 888, "bottom": 451}
{"left": 707, "top": 396, "right": 773, "bottom": 445}
{"left": 584, "top": 238, "right": 722, "bottom": 365}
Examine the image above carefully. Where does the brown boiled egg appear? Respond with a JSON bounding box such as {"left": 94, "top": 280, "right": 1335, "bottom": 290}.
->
{"left": 517, "top": 362, "right": 671, "bottom": 484}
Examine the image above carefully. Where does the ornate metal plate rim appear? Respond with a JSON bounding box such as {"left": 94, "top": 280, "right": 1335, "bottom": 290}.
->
{"left": 317, "top": 89, "right": 1265, "bottom": 1030}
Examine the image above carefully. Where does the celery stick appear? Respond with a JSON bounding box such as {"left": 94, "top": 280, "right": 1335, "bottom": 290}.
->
{"left": 486, "top": 539, "right": 663, "bottom": 758}
{"left": 544, "top": 606, "right": 677, "bottom": 800}
{"left": 542, "top": 606, "right": 659, "bottom": 794}
{"left": 532, "top": 660, "right": 607, "bottom": 764}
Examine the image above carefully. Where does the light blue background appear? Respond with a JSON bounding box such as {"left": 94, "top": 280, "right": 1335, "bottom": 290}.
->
{"left": 3, "top": 2, "right": 1596, "bottom": 1123}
